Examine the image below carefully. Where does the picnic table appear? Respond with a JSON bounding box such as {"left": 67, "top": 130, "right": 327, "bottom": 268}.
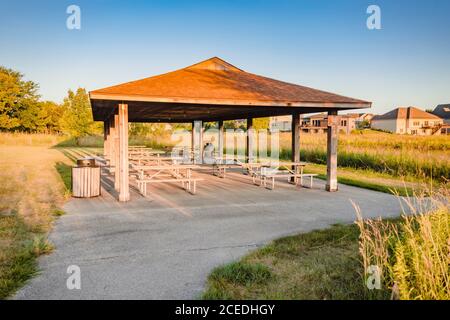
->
{"left": 128, "top": 149, "right": 165, "bottom": 157}
{"left": 131, "top": 163, "right": 202, "bottom": 195}
{"left": 251, "top": 161, "right": 317, "bottom": 190}
{"left": 129, "top": 154, "right": 182, "bottom": 166}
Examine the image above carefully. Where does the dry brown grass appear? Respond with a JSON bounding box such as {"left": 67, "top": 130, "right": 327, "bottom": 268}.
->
{"left": 278, "top": 131, "right": 450, "bottom": 181}
{"left": 0, "top": 132, "right": 65, "bottom": 146}
{"left": 0, "top": 145, "right": 69, "bottom": 298}
{"left": 354, "top": 186, "right": 450, "bottom": 300}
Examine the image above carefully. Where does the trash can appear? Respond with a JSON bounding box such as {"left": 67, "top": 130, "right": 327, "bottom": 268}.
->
{"left": 72, "top": 157, "right": 101, "bottom": 198}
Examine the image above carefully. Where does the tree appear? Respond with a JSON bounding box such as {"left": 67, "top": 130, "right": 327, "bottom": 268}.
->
{"left": 59, "top": 88, "right": 102, "bottom": 138}
{"left": 253, "top": 117, "right": 270, "bottom": 130}
{"left": 0, "top": 66, "right": 40, "bottom": 131}
{"left": 37, "top": 101, "right": 63, "bottom": 133}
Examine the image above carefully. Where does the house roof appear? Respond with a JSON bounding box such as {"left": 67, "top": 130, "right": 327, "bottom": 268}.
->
{"left": 432, "top": 104, "right": 450, "bottom": 119}
{"left": 372, "top": 107, "right": 442, "bottom": 121}
{"left": 303, "top": 112, "right": 360, "bottom": 120}
{"left": 90, "top": 57, "right": 371, "bottom": 122}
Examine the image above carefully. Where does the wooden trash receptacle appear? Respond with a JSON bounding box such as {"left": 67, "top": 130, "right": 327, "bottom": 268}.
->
{"left": 72, "top": 161, "right": 101, "bottom": 198}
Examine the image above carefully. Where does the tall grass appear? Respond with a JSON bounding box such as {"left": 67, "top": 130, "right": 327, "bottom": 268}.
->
{"left": 354, "top": 186, "right": 450, "bottom": 300}
{"left": 0, "top": 132, "right": 65, "bottom": 146}
{"left": 277, "top": 131, "right": 450, "bottom": 181}
{"left": 0, "top": 145, "right": 67, "bottom": 298}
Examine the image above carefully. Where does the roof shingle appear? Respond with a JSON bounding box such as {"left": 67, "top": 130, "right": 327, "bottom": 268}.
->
{"left": 90, "top": 57, "right": 370, "bottom": 105}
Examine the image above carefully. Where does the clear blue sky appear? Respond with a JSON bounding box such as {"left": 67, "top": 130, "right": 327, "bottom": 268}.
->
{"left": 1, "top": 0, "right": 449, "bottom": 114}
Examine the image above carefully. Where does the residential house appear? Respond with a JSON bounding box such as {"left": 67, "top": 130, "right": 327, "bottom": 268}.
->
{"left": 270, "top": 113, "right": 362, "bottom": 134}
{"left": 270, "top": 115, "right": 291, "bottom": 132}
{"left": 300, "top": 113, "right": 358, "bottom": 134}
{"left": 432, "top": 104, "right": 450, "bottom": 134}
{"left": 371, "top": 106, "right": 443, "bottom": 135}
{"left": 355, "top": 113, "right": 374, "bottom": 128}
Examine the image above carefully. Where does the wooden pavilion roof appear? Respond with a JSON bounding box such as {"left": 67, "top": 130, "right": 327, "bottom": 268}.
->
{"left": 90, "top": 57, "right": 371, "bottom": 122}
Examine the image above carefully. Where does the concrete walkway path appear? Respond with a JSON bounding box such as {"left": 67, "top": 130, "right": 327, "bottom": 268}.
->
{"left": 15, "top": 171, "right": 404, "bottom": 299}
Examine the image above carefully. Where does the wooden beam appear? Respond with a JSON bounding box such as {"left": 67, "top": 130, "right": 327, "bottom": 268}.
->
{"left": 218, "top": 120, "right": 224, "bottom": 163}
{"left": 326, "top": 111, "right": 339, "bottom": 192}
{"left": 246, "top": 118, "right": 255, "bottom": 163}
{"left": 192, "top": 121, "right": 203, "bottom": 164}
{"left": 103, "top": 120, "right": 109, "bottom": 160}
{"left": 291, "top": 112, "right": 301, "bottom": 163}
{"left": 291, "top": 112, "right": 301, "bottom": 182}
{"left": 114, "top": 113, "right": 120, "bottom": 191}
{"left": 118, "top": 103, "right": 130, "bottom": 202}
{"left": 191, "top": 121, "right": 195, "bottom": 162}
{"left": 108, "top": 116, "right": 115, "bottom": 169}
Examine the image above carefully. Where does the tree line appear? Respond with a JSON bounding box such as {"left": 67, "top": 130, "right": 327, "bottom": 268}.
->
{"left": 0, "top": 66, "right": 101, "bottom": 137}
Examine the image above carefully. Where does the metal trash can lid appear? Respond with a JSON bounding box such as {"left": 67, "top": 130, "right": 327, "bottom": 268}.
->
{"left": 77, "top": 157, "right": 96, "bottom": 167}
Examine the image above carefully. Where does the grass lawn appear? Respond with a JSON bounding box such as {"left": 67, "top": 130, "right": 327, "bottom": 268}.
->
{"left": 202, "top": 222, "right": 392, "bottom": 300}
{"left": 303, "top": 163, "right": 433, "bottom": 196}
{"left": 0, "top": 146, "right": 69, "bottom": 299}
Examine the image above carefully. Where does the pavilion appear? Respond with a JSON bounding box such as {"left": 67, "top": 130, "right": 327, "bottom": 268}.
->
{"left": 89, "top": 57, "right": 371, "bottom": 201}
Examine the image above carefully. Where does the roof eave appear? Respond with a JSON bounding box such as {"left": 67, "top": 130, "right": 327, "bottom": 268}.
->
{"left": 89, "top": 92, "right": 371, "bottom": 110}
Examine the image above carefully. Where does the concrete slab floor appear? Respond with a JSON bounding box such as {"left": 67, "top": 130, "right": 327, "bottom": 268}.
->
{"left": 14, "top": 170, "right": 405, "bottom": 299}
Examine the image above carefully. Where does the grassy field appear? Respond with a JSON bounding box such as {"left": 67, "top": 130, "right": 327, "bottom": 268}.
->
{"left": 202, "top": 189, "right": 449, "bottom": 300}
{"left": 278, "top": 130, "right": 449, "bottom": 182}
{"left": 202, "top": 222, "right": 374, "bottom": 299}
{"left": 0, "top": 142, "right": 70, "bottom": 298}
{"left": 52, "top": 130, "right": 450, "bottom": 184}
{"left": 51, "top": 130, "right": 448, "bottom": 194}
{"left": 1, "top": 131, "right": 447, "bottom": 299}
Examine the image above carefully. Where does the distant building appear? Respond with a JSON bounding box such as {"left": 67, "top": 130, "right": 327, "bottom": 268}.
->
{"left": 355, "top": 113, "right": 374, "bottom": 128}
{"left": 270, "top": 113, "right": 365, "bottom": 134}
{"left": 270, "top": 116, "right": 291, "bottom": 132}
{"left": 371, "top": 106, "right": 443, "bottom": 135}
{"left": 432, "top": 104, "right": 450, "bottom": 124}
{"left": 300, "top": 113, "right": 359, "bottom": 134}
{"left": 431, "top": 104, "right": 450, "bottom": 134}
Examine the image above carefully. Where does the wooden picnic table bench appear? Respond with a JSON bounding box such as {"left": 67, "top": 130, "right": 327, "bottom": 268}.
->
{"left": 129, "top": 155, "right": 183, "bottom": 166}
{"left": 251, "top": 162, "right": 318, "bottom": 190}
{"left": 131, "top": 164, "right": 202, "bottom": 195}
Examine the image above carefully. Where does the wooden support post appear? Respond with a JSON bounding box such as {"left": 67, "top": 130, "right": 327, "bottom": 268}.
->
{"left": 114, "top": 113, "right": 120, "bottom": 191}
{"left": 246, "top": 118, "right": 254, "bottom": 163}
{"left": 326, "top": 110, "right": 339, "bottom": 192}
{"left": 191, "top": 122, "right": 195, "bottom": 163}
{"left": 118, "top": 103, "right": 130, "bottom": 202}
{"left": 291, "top": 112, "right": 301, "bottom": 182}
{"left": 108, "top": 116, "right": 115, "bottom": 169}
{"left": 218, "top": 120, "right": 224, "bottom": 163}
{"left": 200, "top": 122, "right": 204, "bottom": 164}
{"left": 192, "top": 121, "right": 203, "bottom": 164}
{"left": 291, "top": 112, "right": 301, "bottom": 163}
{"left": 103, "top": 120, "right": 109, "bottom": 160}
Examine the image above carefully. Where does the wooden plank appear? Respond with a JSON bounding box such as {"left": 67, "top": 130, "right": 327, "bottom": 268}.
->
{"left": 218, "top": 120, "right": 224, "bottom": 162}
{"left": 131, "top": 164, "right": 200, "bottom": 170}
{"left": 326, "top": 111, "right": 338, "bottom": 192}
{"left": 192, "top": 121, "right": 203, "bottom": 164}
{"left": 114, "top": 113, "right": 120, "bottom": 191}
{"left": 72, "top": 167, "right": 100, "bottom": 197}
{"left": 291, "top": 112, "right": 301, "bottom": 163}
{"left": 103, "top": 120, "right": 109, "bottom": 160}
{"left": 118, "top": 103, "right": 130, "bottom": 201}
{"left": 246, "top": 118, "right": 255, "bottom": 163}
{"left": 108, "top": 115, "right": 115, "bottom": 169}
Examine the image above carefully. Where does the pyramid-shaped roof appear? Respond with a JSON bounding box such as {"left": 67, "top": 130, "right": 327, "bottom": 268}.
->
{"left": 90, "top": 57, "right": 371, "bottom": 122}
{"left": 432, "top": 104, "right": 450, "bottom": 119}
{"left": 373, "top": 106, "right": 442, "bottom": 121}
